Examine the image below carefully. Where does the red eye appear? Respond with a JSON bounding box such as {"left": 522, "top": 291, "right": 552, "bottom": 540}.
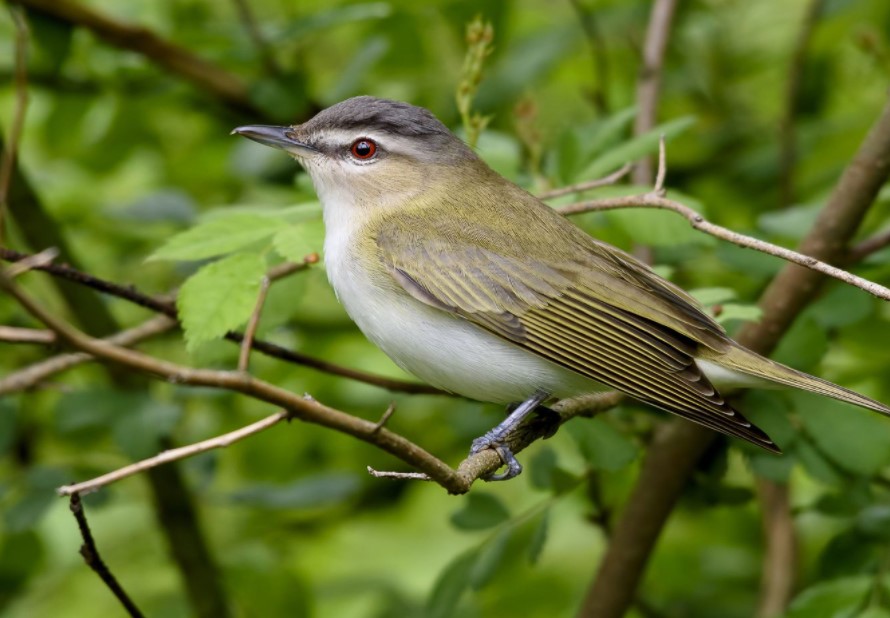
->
{"left": 351, "top": 139, "right": 377, "bottom": 159}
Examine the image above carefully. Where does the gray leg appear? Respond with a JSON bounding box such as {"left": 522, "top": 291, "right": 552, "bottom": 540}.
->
{"left": 470, "top": 390, "right": 551, "bottom": 481}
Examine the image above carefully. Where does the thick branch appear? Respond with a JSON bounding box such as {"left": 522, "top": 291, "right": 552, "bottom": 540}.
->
{"left": 755, "top": 479, "right": 797, "bottom": 618}
{"left": 578, "top": 97, "right": 890, "bottom": 618}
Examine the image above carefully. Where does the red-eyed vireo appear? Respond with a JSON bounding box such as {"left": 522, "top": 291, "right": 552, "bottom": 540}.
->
{"left": 234, "top": 96, "right": 890, "bottom": 480}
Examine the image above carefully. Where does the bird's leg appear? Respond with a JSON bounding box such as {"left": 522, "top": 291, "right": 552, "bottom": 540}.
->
{"left": 470, "top": 389, "right": 551, "bottom": 481}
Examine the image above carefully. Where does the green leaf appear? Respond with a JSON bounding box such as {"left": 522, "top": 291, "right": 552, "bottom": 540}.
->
{"left": 177, "top": 253, "right": 268, "bottom": 351}
{"left": 450, "top": 492, "right": 511, "bottom": 530}
{"left": 795, "top": 437, "right": 844, "bottom": 485}
{"left": 715, "top": 303, "right": 763, "bottom": 325}
{"left": 794, "top": 391, "right": 890, "bottom": 476}
{"left": 149, "top": 214, "right": 282, "bottom": 261}
{"left": 528, "top": 446, "right": 558, "bottom": 491}
{"left": 568, "top": 418, "right": 638, "bottom": 471}
{"left": 818, "top": 529, "right": 879, "bottom": 579}
{"left": 4, "top": 468, "right": 69, "bottom": 533}
{"left": 469, "top": 526, "right": 512, "bottom": 590}
{"left": 426, "top": 548, "right": 478, "bottom": 618}
{"left": 578, "top": 116, "right": 696, "bottom": 180}
{"left": 856, "top": 505, "right": 890, "bottom": 541}
{"left": 772, "top": 317, "right": 829, "bottom": 373}
{"left": 527, "top": 509, "right": 550, "bottom": 565}
{"left": 227, "top": 474, "right": 362, "bottom": 510}
{"left": 689, "top": 287, "right": 738, "bottom": 306}
{"left": 786, "top": 576, "right": 871, "bottom": 618}
{"left": 272, "top": 220, "right": 325, "bottom": 263}
{"left": 757, "top": 202, "right": 821, "bottom": 241}
{"left": 806, "top": 285, "right": 874, "bottom": 329}
{"left": 742, "top": 391, "right": 797, "bottom": 449}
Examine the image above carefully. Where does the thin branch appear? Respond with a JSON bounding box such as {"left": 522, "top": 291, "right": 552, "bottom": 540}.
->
{"left": 539, "top": 163, "right": 632, "bottom": 199}
{"left": 69, "top": 493, "right": 145, "bottom": 618}
{"left": 0, "top": 325, "right": 55, "bottom": 344}
{"left": 778, "top": 0, "right": 826, "bottom": 208}
{"left": 4, "top": 247, "right": 59, "bottom": 278}
{"left": 0, "top": 315, "right": 176, "bottom": 395}
{"left": 0, "top": 248, "right": 442, "bottom": 395}
{"left": 848, "top": 228, "right": 890, "bottom": 263}
{"left": 755, "top": 479, "right": 797, "bottom": 618}
{"left": 632, "top": 0, "right": 680, "bottom": 187}
{"left": 0, "top": 4, "right": 30, "bottom": 243}
{"left": 14, "top": 0, "right": 261, "bottom": 117}
{"left": 60, "top": 411, "right": 292, "bottom": 496}
{"left": 558, "top": 192, "right": 890, "bottom": 302}
{"left": 237, "top": 275, "right": 270, "bottom": 373}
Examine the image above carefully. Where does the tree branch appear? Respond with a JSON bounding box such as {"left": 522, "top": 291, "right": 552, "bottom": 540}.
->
{"left": 755, "top": 478, "right": 797, "bottom": 618}
{"left": 0, "top": 247, "right": 444, "bottom": 395}
{"left": 577, "top": 96, "right": 890, "bottom": 618}
{"left": 69, "top": 493, "right": 145, "bottom": 618}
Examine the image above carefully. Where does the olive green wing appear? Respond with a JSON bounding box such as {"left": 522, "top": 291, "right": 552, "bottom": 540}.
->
{"left": 376, "top": 223, "right": 778, "bottom": 452}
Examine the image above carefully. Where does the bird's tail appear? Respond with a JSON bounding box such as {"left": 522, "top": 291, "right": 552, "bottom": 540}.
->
{"left": 703, "top": 344, "right": 890, "bottom": 415}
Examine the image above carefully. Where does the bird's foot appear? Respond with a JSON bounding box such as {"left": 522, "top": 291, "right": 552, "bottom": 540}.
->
{"left": 469, "top": 390, "right": 551, "bottom": 481}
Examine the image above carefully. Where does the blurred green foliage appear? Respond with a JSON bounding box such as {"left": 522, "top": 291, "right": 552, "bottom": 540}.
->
{"left": 1, "top": 0, "right": 890, "bottom": 617}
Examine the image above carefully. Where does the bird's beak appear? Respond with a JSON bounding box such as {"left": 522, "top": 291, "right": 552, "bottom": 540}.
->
{"left": 231, "top": 125, "right": 319, "bottom": 157}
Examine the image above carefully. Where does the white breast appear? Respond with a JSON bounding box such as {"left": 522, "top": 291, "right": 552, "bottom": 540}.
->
{"left": 322, "top": 213, "right": 596, "bottom": 404}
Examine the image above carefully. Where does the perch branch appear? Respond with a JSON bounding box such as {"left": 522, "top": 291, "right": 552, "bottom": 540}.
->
{"left": 69, "top": 493, "right": 145, "bottom": 618}
{"left": 0, "top": 325, "right": 55, "bottom": 344}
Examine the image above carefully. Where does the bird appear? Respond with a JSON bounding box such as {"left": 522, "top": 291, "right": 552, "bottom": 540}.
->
{"left": 233, "top": 96, "right": 890, "bottom": 480}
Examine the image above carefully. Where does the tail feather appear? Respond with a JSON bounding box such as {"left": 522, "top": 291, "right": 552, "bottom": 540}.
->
{"left": 706, "top": 344, "right": 890, "bottom": 415}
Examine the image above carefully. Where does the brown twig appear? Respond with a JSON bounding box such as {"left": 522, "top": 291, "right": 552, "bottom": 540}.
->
{"left": 755, "top": 479, "right": 797, "bottom": 618}
{"left": 0, "top": 315, "right": 176, "bottom": 395}
{"left": 778, "top": 0, "right": 826, "bottom": 208}
{"left": 69, "top": 493, "right": 145, "bottom": 618}
{"left": 60, "top": 412, "right": 293, "bottom": 496}
{"left": 0, "top": 4, "right": 30, "bottom": 243}
{"left": 237, "top": 275, "right": 270, "bottom": 372}
{"left": 632, "top": 0, "right": 680, "bottom": 187}
{"left": 848, "top": 228, "right": 890, "bottom": 263}
{"left": 0, "top": 248, "right": 442, "bottom": 395}
{"left": 0, "top": 325, "right": 55, "bottom": 344}
{"left": 558, "top": 188, "right": 890, "bottom": 302}
{"left": 578, "top": 96, "right": 890, "bottom": 618}
{"left": 539, "top": 163, "right": 632, "bottom": 199}
{"left": 14, "top": 0, "right": 260, "bottom": 117}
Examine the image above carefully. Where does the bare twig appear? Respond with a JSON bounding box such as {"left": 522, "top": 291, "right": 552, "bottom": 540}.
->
{"left": 848, "top": 228, "right": 890, "bottom": 263}
{"left": 69, "top": 494, "right": 145, "bottom": 617}
{"left": 558, "top": 191, "right": 890, "bottom": 302}
{"left": 0, "top": 248, "right": 442, "bottom": 395}
{"left": 372, "top": 402, "right": 397, "bottom": 433}
{"left": 237, "top": 275, "right": 270, "bottom": 372}
{"left": 0, "top": 325, "right": 55, "bottom": 344}
{"left": 60, "top": 412, "right": 293, "bottom": 496}
{"left": 367, "top": 467, "right": 433, "bottom": 481}
{"left": 15, "top": 0, "right": 261, "bottom": 116}
{"left": 632, "top": 0, "right": 680, "bottom": 187}
{"left": 778, "top": 0, "right": 826, "bottom": 208}
{"left": 0, "top": 315, "right": 176, "bottom": 395}
{"left": 539, "top": 164, "right": 632, "bottom": 199}
{"left": 3, "top": 247, "right": 59, "bottom": 278}
{"left": 755, "top": 479, "right": 797, "bottom": 618}
{"left": 0, "top": 4, "right": 30, "bottom": 243}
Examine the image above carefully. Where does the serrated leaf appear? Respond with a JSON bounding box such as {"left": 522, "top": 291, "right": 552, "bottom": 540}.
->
{"left": 527, "top": 509, "right": 550, "bottom": 565}
{"left": 426, "top": 548, "right": 478, "bottom": 618}
{"left": 469, "top": 526, "right": 512, "bottom": 590}
{"left": 149, "top": 214, "right": 282, "bottom": 261}
{"left": 568, "top": 418, "right": 638, "bottom": 471}
{"left": 450, "top": 492, "right": 511, "bottom": 530}
{"left": 272, "top": 220, "right": 325, "bottom": 263}
{"left": 177, "top": 253, "right": 268, "bottom": 351}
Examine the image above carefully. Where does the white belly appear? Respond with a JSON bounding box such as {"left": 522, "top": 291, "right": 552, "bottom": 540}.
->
{"left": 323, "top": 232, "right": 596, "bottom": 403}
